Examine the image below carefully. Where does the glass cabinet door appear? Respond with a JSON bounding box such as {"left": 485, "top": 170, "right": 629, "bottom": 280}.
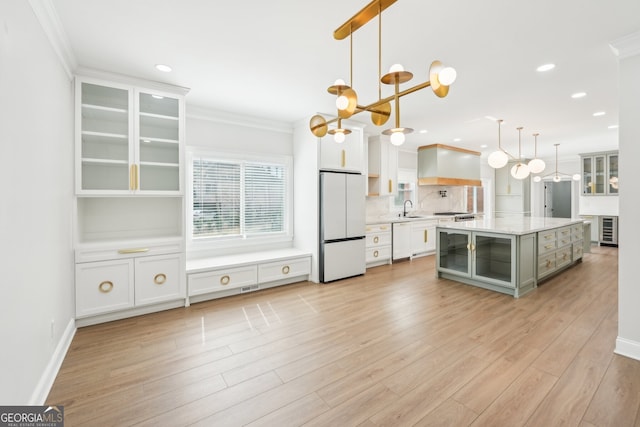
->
{"left": 137, "top": 92, "right": 181, "bottom": 192}
{"left": 472, "top": 233, "right": 515, "bottom": 288}
{"left": 608, "top": 154, "right": 619, "bottom": 194}
{"left": 437, "top": 230, "right": 471, "bottom": 276}
{"left": 79, "top": 82, "right": 132, "bottom": 191}
{"left": 594, "top": 155, "right": 606, "bottom": 195}
{"left": 582, "top": 157, "right": 593, "bottom": 195}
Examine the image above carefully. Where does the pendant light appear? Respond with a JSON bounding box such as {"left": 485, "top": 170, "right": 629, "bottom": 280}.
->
{"left": 532, "top": 143, "right": 581, "bottom": 182}
{"left": 327, "top": 118, "right": 351, "bottom": 143}
{"left": 527, "top": 133, "right": 546, "bottom": 174}
{"left": 488, "top": 119, "right": 509, "bottom": 168}
{"left": 381, "top": 64, "right": 413, "bottom": 146}
{"left": 510, "top": 127, "right": 530, "bottom": 180}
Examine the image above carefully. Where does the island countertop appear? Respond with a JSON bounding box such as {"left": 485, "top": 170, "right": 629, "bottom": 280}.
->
{"left": 437, "top": 216, "right": 584, "bottom": 235}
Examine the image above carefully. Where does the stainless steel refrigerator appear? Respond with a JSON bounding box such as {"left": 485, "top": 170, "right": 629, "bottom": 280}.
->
{"left": 319, "top": 171, "right": 366, "bottom": 282}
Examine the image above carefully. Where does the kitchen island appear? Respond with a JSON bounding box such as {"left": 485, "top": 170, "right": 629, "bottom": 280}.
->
{"left": 436, "top": 217, "right": 585, "bottom": 298}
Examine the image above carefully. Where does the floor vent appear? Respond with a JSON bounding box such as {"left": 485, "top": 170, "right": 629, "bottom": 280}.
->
{"left": 240, "top": 284, "right": 260, "bottom": 293}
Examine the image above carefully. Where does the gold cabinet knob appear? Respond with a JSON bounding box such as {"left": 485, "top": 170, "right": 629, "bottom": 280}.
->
{"left": 220, "top": 275, "right": 230, "bottom": 285}
{"left": 99, "top": 281, "right": 113, "bottom": 293}
{"left": 373, "top": 236, "right": 379, "bottom": 244}
{"left": 154, "top": 273, "right": 167, "bottom": 285}
{"left": 282, "top": 265, "right": 290, "bottom": 275}
{"left": 373, "top": 250, "right": 379, "bottom": 257}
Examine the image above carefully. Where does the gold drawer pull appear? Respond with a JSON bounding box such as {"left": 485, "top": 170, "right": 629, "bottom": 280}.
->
{"left": 563, "top": 253, "right": 568, "bottom": 260}
{"left": 373, "top": 250, "right": 379, "bottom": 257}
{"left": 154, "top": 273, "right": 166, "bottom": 285}
{"left": 544, "top": 244, "right": 554, "bottom": 249}
{"left": 373, "top": 236, "right": 379, "bottom": 244}
{"left": 282, "top": 265, "right": 290, "bottom": 275}
{"left": 220, "top": 275, "right": 230, "bottom": 285}
{"left": 424, "top": 230, "right": 428, "bottom": 242}
{"left": 99, "top": 281, "right": 113, "bottom": 293}
{"left": 546, "top": 260, "right": 552, "bottom": 268}
{"left": 341, "top": 149, "right": 346, "bottom": 167}
{"left": 118, "top": 247, "right": 150, "bottom": 254}
{"left": 544, "top": 234, "right": 553, "bottom": 240}
{"left": 380, "top": 226, "right": 388, "bottom": 230}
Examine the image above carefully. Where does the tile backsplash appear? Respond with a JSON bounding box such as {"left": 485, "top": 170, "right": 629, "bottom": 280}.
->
{"left": 366, "top": 185, "right": 467, "bottom": 218}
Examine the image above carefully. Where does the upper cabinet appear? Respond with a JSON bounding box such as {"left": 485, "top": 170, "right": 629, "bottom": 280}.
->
{"left": 581, "top": 151, "right": 618, "bottom": 196}
{"left": 76, "top": 77, "right": 185, "bottom": 195}
{"left": 319, "top": 123, "right": 364, "bottom": 173}
{"left": 367, "top": 135, "right": 397, "bottom": 197}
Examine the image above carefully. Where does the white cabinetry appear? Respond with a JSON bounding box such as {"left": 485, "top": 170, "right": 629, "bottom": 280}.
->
{"left": 495, "top": 160, "right": 531, "bottom": 217}
{"left": 367, "top": 135, "right": 397, "bottom": 197}
{"left": 580, "top": 151, "right": 618, "bottom": 195}
{"left": 74, "top": 73, "right": 188, "bottom": 325}
{"left": 319, "top": 124, "right": 364, "bottom": 173}
{"left": 392, "top": 222, "right": 412, "bottom": 260}
{"left": 411, "top": 220, "right": 437, "bottom": 256}
{"left": 366, "top": 223, "right": 392, "bottom": 267}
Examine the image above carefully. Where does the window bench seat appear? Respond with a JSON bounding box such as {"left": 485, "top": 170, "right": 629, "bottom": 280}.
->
{"left": 185, "top": 248, "right": 311, "bottom": 305}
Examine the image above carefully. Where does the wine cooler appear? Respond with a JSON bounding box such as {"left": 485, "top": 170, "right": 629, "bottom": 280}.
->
{"left": 599, "top": 216, "right": 618, "bottom": 246}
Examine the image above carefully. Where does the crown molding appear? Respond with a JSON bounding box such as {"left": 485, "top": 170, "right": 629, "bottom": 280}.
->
{"left": 187, "top": 105, "right": 293, "bottom": 135}
{"left": 610, "top": 30, "right": 640, "bottom": 59}
{"left": 28, "top": 0, "right": 77, "bottom": 79}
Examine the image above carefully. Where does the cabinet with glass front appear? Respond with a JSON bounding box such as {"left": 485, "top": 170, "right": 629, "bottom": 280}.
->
{"left": 76, "top": 77, "right": 185, "bottom": 195}
{"left": 581, "top": 151, "right": 618, "bottom": 196}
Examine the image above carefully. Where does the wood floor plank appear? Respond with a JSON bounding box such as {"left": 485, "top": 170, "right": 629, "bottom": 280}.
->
{"left": 582, "top": 354, "right": 640, "bottom": 427}
{"left": 43, "top": 247, "right": 640, "bottom": 427}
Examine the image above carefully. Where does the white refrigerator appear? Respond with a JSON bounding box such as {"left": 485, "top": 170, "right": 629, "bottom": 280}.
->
{"left": 319, "top": 171, "right": 366, "bottom": 282}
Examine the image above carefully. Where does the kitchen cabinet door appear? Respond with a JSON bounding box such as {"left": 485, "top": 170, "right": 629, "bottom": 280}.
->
{"left": 134, "top": 254, "right": 184, "bottom": 306}
{"left": 392, "top": 222, "right": 412, "bottom": 260}
{"left": 76, "top": 259, "right": 134, "bottom": 318}
{"left": 367, "top": 136, "right": 397, "bottom": 196}
{"left": 411, "top": 221, "right": 437, "bottom": 256}
{"left": 320, "top": 126, "right": 364, "bottom": 173}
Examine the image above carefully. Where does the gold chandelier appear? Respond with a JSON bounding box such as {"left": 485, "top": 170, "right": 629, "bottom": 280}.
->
{"left": 309, "top": 0, "right": 457, "bottom": 146}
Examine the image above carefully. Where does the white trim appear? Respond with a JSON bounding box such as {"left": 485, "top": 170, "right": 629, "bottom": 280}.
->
{"left": 187, "top": 105, "right": 292, "bottom": 134}
{"left": 615, "top": 336, "right": 640, "bottom": 361}
{"left": 28, "top": 0, "right": 77, "bottom": 79}
{"left": 610, "top": 31, "right": 640, "bottom": 59}
{"left": 29, "top": 318, "right": 76, "bottom": 405}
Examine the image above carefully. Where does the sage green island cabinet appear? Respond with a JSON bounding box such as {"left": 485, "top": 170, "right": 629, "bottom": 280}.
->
{"left": 437, "top": 217, "right": 584, "bottom": 298}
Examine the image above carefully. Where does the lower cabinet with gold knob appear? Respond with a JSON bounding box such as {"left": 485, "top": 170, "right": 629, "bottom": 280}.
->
{"left": 365, "top": 223, "right": 392, "bottom": 268}
{"left": 75, "top": 252, "right": 185, "bottom": 325}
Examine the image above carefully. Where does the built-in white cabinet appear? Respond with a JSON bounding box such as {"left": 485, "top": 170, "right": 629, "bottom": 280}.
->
{"left": 367, "top": 135, "right": 397, "bottom": 197}
{"left": 76, "top": 77, "right": 185, "bottom": 195}
{"left": 580, "top": 151, "right": 618, "bottom": 196}
{"left": 495, "top": 160, "right": 531, "bottom": 216}
{"left": 366, "top": 223, "right": 392, "bottom": 267}
{"left": 74, "top": 73, "right": 189, "bottom": 325}
{"left": 319, "top": 124, "right": 364, "bottom": 173}
{"left": 76, "top": 251, "right": 184, "bottom": 319}
{"left": 392, "top": 222, "right": 412, "bottom": 260}
{"left": 411, "top": 220, "right": 437, "bottom": 256}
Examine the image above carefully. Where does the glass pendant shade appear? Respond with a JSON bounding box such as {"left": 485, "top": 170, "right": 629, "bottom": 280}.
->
{"left": 333, "top": 130, "right": 346, "bottom": 143}
{"left": 438, "top": 67, "right": 457, "bottom": 85}
{"left": 488, "top": 150, "right": 509, "bottom": 168}
{"left": 528, "top": 158, "right": 546, "bottom": 174}
{"left": 533, "top": 176, "right": 542, "bottom": 183}
{"left": 390, "top": 131, "right": 405, "bottom": 146}
{"left": 573, "top": 173, "right": 581, "bottom": 181}
{"left": 553, "top": 175, "right": 561, "bottom": 182}
{"left": 511, "top": 162, "right": 530, "bottom": 179}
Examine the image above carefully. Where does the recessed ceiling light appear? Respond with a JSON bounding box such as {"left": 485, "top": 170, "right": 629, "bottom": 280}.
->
{"left": 593, "top": 111, "right": 606, "bottom": 117}
{"left": 453, "top": 138, "right": 461, "bottom": 142}
{"left": 571, "top": 92, "right": 587, "bottom": 99}
{"left": 155, "top": 64, "right": 172, "bottom": 73}
{"left": 480, "top": 144, "right": 488, "bottom": 148}
{"left": 536, "top": 63, "right": 555, "bottom": 72}
{"left": 608, "top": 125, "right": 619, "bottom": 129}
{"left": 419, "top": 129, "right": 428, "bottom": 134}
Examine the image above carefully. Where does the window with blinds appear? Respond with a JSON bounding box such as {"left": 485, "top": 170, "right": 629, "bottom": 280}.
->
{"left": 192, "top": 156, "right": 288, "bottom": 239}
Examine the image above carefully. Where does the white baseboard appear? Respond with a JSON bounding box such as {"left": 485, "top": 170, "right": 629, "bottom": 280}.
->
{"left": 615, "top": 336, "right": 640, "bottom": 361}
{"left": 29, "top": 318, "right": 76, "bottom": 405}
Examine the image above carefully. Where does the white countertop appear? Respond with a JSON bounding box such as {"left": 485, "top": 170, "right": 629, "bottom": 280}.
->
{"left": 437, "top": 217, "right": 584, "bottom": 235}
{"left": 366, "top": 214, "right": 459, "bottom": 225}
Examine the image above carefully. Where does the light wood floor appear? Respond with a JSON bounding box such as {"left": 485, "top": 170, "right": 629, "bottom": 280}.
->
{"left": 47, "top": 245, "right": 640, "bottom": 426}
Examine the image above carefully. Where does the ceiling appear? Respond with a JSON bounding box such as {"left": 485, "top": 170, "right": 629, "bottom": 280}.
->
{"left": 52, "top": 0, "right": 640, "bottom": 161}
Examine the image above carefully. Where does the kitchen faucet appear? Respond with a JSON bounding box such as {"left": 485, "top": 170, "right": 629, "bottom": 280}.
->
{"left": 403, "top": 200, "right": 413, "bottom": 217}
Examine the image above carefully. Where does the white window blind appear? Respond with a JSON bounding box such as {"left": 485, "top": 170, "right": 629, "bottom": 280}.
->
{"left": 192, "top": 157, "right": 288, "bottom": 239}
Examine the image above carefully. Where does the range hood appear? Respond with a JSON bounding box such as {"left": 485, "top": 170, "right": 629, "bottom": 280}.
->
{"left": 418, "top": 144, "right": 481, "bottom": 186}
